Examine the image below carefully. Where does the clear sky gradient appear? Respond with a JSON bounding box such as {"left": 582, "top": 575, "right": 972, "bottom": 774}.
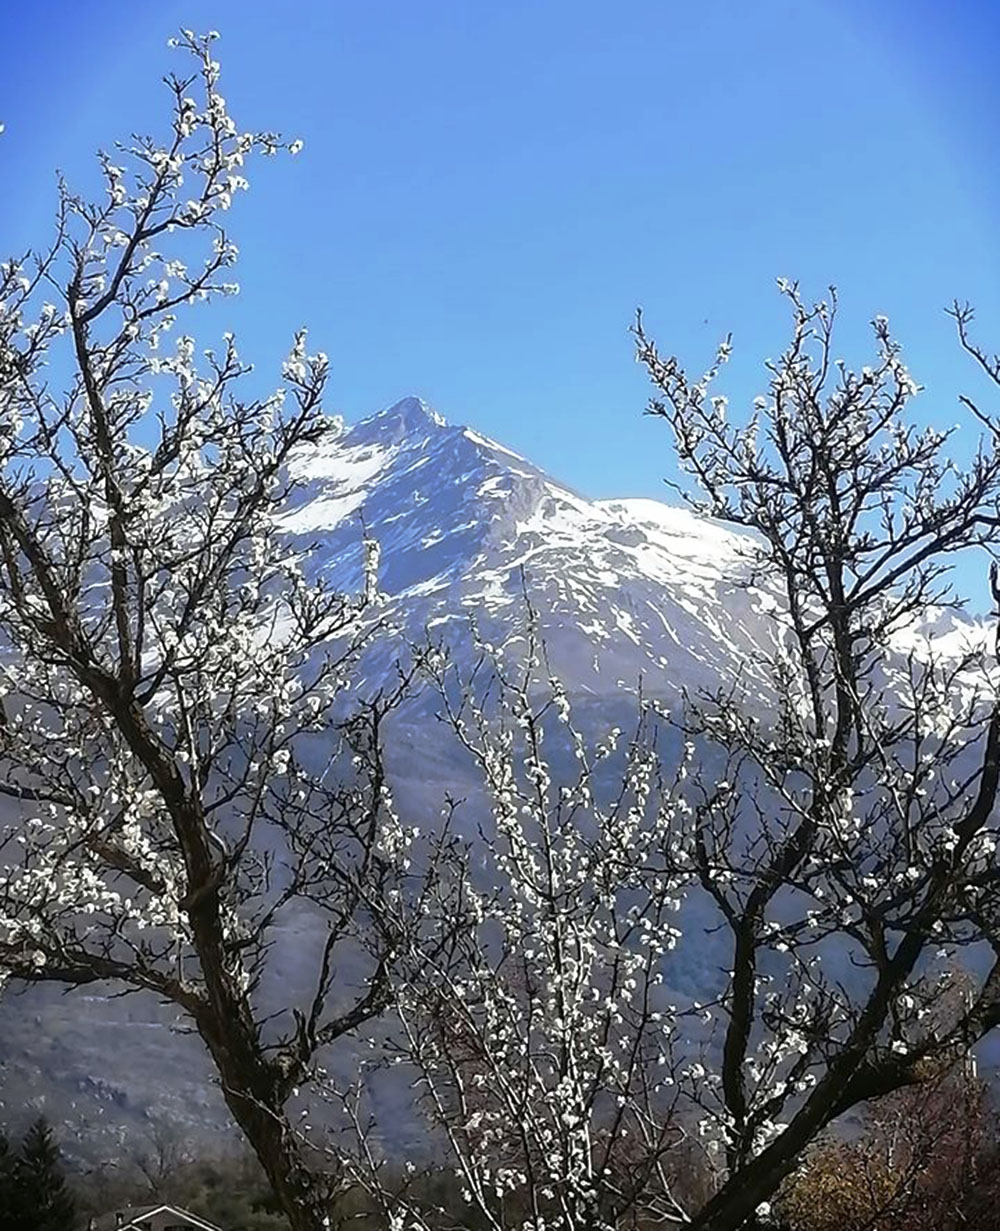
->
{"left": 2, "top": 1, "right": 999, "bottom": 606}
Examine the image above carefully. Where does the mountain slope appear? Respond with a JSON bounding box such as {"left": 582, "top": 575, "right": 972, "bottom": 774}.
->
{"left": 0, "top": 395, "right": 991, "bottom": 1159}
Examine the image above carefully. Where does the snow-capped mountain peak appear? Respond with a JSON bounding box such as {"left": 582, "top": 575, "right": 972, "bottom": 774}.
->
{"left": 357, "top": 395, "right": 449, "bottom": 438}
{"left": 277, "top": 398, "right": 991, "bottom": 706}
{"left": 275, "top": 399, "right": 780, "bottom": 699}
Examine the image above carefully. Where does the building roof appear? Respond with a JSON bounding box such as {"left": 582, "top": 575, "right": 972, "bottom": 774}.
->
{"left": 93, "top": 1205, "right": 222, "bottom": 1231}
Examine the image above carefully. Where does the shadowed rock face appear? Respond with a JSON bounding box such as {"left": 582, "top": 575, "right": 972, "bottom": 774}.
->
{"left": 0, "top": 397, "right": 990, "bottom": 1162}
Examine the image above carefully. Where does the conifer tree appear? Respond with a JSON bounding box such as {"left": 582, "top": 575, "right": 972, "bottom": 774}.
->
{"left": 0, "top": 1129, "right": 17, "bottom": 1231}
{"left": 14, "top": 1118, "right": 77, "bottom": 1231}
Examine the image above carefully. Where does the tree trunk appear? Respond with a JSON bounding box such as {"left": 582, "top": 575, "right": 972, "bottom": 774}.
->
{"left": 197, "top": 1019, "right": 330, "bottom": 1231}
{"left": 217, "top": 1084, "right": 329, "bottom": 1231}
{"left": 194, "top": 1007, "right": 330, "bottom": 1231}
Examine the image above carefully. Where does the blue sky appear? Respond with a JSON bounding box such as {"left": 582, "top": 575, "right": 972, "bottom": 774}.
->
{"left": 2, "top": 0, "right": 999, "bottom": 606}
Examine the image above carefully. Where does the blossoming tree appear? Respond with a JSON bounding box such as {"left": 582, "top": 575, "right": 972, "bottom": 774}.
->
{"left": 632, "top": 287, "right": 1000, "bottom": 1230}
{"left": 345, "top": 289, "right": 1000, "bottom": 1231}
{"left": 0, "top": 32, "right": 451, "bottom": 1231}
{"left": 336, "top": 622, "right": 700, "bottom": 1231}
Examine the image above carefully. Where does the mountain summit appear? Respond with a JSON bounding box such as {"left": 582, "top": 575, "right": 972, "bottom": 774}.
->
{"left": 272, "top": 396, "right": 988, "bottom": 709}
{"left": 277, "top": 396, "right": 793, "bottom": 704}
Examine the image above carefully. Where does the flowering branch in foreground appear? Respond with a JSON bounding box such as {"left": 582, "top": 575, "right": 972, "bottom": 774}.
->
{"left": 0, "top": 31, "right": 459, "bottom": 1231}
